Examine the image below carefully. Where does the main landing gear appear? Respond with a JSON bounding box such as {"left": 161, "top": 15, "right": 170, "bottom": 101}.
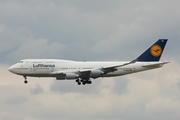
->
{"left": 23, "top": 76, "right": 28, "bottom": 84}
{"left": 76, "top": 78, "right": 92, "bottom": 85}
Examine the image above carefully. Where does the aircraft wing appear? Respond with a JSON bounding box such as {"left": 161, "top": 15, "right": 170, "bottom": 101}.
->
{"left": 52, "top": 59, "right": 137, "bottom": 78}
{"left": 79, "top": 59, "right": 137, "bottom": 73}
{"left": 102, "top": 59, "right": 137, "bottom": 70}
{"left": 78, "top": 59, "right": 137, "bottom": 78}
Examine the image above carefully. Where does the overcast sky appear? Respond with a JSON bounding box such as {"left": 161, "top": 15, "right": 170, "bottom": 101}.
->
{"left": 0, "top": 0, "right": 180, "bottom": 120}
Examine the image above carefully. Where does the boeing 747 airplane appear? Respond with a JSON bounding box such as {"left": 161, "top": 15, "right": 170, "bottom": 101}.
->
{"left": 8, "top": 39, "right": 169, "bottom": 85}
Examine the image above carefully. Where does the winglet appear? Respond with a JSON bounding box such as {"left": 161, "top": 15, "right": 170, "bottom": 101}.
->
{"left": 137, "top": 39, "right": 168, "bottom": 62}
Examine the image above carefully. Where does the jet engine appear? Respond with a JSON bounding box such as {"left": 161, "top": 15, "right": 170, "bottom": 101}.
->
{"left": 90, "top": 70, "right": 104, "bottom": 78}
{"left": 65, "top": 73, "right": 79, "bottom": 79}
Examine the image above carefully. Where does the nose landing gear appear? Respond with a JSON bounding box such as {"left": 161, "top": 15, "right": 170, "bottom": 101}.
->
{"left": 23, "top": 76, "right": 28, "bottom": 84}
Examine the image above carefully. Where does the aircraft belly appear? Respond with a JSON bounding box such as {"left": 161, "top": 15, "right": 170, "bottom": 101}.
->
{"left": 22, "top": 73, "right": 56, "bottom": 77}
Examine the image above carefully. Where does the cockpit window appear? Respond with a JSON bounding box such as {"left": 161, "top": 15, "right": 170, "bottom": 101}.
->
{"left": 19, "top": 61, "right": 23, "bottom": 63}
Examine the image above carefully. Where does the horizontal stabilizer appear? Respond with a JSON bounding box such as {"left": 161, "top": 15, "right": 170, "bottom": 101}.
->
{"left": 142, "top": 62, "right": 169, "bottom": 68}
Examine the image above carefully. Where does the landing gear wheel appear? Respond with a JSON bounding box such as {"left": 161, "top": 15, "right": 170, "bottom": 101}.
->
{"left": 24, "top": 80, "right": 28, "bottom": 84}
{"left": 87, "top": 81, "right": 92, "bottom": 84}
{"left": 76, "top": 79, "right": 81, "bottom": 85}
{"left": 82, "top": 82, "right": 86, "bottom": 85}
{"left": 76, "top": 78, "right": 92, "bottom": 85}
{"left": 76, "top": 79, "right": 79, "bottom": 83}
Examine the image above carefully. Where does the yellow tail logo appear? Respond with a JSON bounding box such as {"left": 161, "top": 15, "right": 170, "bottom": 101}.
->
{"left": 150, "top": 45, "right": 162, "bottom": 57}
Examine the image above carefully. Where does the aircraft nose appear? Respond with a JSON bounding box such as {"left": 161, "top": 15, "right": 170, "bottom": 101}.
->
{"left": 8, "top": 66, "right": 15, "bottom": 73}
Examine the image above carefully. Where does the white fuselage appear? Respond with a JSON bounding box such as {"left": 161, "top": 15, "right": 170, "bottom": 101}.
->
{"left": 8, "top": 59, "right": 163, "bottom": 80}
{"left": 8, "top": 39, "right": 168, "bottom": 85}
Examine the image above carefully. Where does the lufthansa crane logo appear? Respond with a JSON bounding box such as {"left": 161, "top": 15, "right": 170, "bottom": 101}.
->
{"left": 150, "top": 45, "right": 162, "bottom": 57}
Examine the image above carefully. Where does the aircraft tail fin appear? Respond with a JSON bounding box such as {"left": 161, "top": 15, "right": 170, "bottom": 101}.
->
{"left": 137, "top": 39, "right": 168, "bottom": 62}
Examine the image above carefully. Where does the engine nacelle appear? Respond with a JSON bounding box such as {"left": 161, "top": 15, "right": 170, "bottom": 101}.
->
{"left": 90, "top": 70, "right": 104, "bottom": 78}
{"left": 65, "top": 73, "right": 79, "bottom": 79}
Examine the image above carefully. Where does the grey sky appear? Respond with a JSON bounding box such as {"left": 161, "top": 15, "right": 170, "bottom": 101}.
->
{"left": 0, "top": 0, "right": 180, "bottom": 120}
